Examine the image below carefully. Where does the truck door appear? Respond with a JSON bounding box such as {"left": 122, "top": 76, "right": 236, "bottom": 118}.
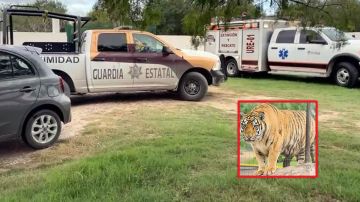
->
{"left": 219, "top": 30, "right": 240, "bottom": 54}
{"left": 292, "top": 29, "right": 330, "bottom": 74}
{"left": 268, "top": 29, "right": 299, "bottom": 72}
{"left": 130, "top": 33, "right": 178, "bottom": 90}
{"left": 268, "top": 29, "right": 329, "bottom": 73}
{"left": 90, "top": 32, "right": 134, "bottom": 92}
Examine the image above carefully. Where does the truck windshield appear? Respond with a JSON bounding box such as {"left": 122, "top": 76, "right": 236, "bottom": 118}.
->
{"left": 322, "top": 28, "right": 348, "bottom": 41}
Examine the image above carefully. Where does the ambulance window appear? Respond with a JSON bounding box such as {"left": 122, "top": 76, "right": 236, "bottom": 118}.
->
{"left": 133, "top": 34, "right": 164, "bottom": 53}
{"left": 276, "top": 30, "right": 296, "bottom": 43}
{"left": 300, "top": 30, "right": 325, "bottom": 44}
{"left": 98, "top": 33, "right": 128, "bottom": 52}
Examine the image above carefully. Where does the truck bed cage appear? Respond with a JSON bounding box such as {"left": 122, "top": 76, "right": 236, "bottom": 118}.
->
{"left": 2, "top": 6, "right": 91, "bottom": 53}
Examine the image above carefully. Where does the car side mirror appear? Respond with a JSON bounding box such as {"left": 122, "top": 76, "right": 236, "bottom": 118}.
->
{"left": 162, "top": 46, "right": 173, "bottom": 56}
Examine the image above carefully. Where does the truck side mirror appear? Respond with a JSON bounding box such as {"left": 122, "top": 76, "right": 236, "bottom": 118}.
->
{"left": 162, "top": 46, "right": 173, "bottom": 56}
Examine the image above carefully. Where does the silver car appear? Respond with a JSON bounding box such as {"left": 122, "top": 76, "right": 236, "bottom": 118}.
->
{"left": 0, "top": 45, "right": 71, "bottom": 149}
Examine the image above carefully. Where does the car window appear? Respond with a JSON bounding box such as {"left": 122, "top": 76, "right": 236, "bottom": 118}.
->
{"left": 133, "top": 34, "right": 164, "bottom": 53}
{"left": 300, "top": 30, "right": 325, "bottom": 44}
{"left": 276, "top": 30, "right": 296, "bottom": 43}
{"left": 98, "top": 33, "right": 128, "bottom": 52}
{"left": 0, "top": 53, "right": 35, "bottom": 80}
{"left": 11, "top": 56, "right": 34, "bottom": 77}
{"left": 0, "top": 54, "right": 12, "bottom": 79}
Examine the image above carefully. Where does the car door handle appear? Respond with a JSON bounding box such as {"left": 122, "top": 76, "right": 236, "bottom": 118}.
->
{"left": 135, "top": 57, "right": 148, "bottom": 62}
{"left": 93, "top": 57, "right": 106, "bottom": 61}
{"left": 298, "top": 47, "right": 306, "bottom": 50}
{"left": 271, "top": 47, "right": 278, "bottom": 50}
{"left": 19, "top": 86, "right": 36, "bottom": 93}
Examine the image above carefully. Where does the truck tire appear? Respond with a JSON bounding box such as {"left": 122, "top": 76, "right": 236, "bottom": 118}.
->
{"left": 226, "top": 58, "right": 239, "bottom": 77}
{"left": 178, "top": 72, "right": 208, "bottom": 101}
{"left": 23, "top": 110, "right": 62, "bottom": 149}
{"left": 333, "top": 62, "right": 359, "bottom": 88}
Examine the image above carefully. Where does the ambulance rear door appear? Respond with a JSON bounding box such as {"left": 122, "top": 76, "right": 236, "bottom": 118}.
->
{"left": 218, "top": 29, "right": 241, "bottom": 55}
{"left": 241, "top": 23, "right": 260, "bottom": 72}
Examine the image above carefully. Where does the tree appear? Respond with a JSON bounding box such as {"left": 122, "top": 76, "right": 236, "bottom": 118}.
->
{"left": 96, "top": 0, "right": 360, "bottom": 36}
{"left": 92, "top": 0, "right": 189, "bottom": 34}
{"left": 96, "top": 0, "right": 146, "bottom": 27}
{"left": 85, "top": 2, "right": 114, "bottom": 30}
{"left": 183, "top": 0, "right": 261, "bottom": 37}
{"left": 95, "top": 0, "right": 260, "bottom": 35}
{"left": 278, "top": 0, "right": 360, "bottom": 31}
{"left": 142, "top": 0, "right": 189, "bottom": 34}
{"left": 10, "top": 0, "right": 67, "bottom": 32}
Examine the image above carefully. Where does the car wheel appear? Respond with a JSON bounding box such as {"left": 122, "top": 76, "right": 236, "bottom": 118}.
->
{"left": 226, "top": 59, "right": 239, "bottom": 77}
{"left": 178, "top": 72, "right": 208, "bottom": 101}
{"left": 24, "top": 110, "right": 62, "bottom": 149}
{"left": 334, "top": 62, "right": 359, "bottom": 88}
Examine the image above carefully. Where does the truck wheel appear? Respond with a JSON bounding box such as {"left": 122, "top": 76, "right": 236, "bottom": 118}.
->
{"left": 334, "top": 62, "right": 359, "bottom": 88}
{"left": 226, "top": 59, "right": 239, "bottom": 77}
{"left": 23, "top": 110, "right": 62, "bottom": 149}
{"left": 178, "top": 72, "right": 208, "bottom": 101}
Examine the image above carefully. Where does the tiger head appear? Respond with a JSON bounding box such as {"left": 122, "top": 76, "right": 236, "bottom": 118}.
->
{"left": 240, "top": 112, "right": 266, "bottom": 142}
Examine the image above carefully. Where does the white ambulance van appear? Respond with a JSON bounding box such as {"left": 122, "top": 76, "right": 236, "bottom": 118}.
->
{"left": 205, "top": 18, "right": 360, "bottom": 88}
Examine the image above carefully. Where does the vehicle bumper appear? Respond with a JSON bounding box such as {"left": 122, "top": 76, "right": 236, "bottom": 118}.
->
{"left": 58, "top": 94, "right": 71, "bottom": 124}
{"left": 211, "top": 70, "right": 226, "bottom": 86}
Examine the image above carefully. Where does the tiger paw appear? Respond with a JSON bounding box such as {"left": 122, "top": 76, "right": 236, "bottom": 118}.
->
{"left": 254, "top": 169, "right": 265, "bottom": 176}
{"left": 264, "top": 166, "right": 276, "bottom": 176}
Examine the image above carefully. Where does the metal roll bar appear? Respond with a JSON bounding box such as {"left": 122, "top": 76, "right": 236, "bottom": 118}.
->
{"left": 1, "top": 6, "right": 91, "bottom": 53}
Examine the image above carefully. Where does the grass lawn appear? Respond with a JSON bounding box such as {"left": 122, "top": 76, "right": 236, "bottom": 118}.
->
{"left": 1, "top": 75, "right": 360, "bottom": 201}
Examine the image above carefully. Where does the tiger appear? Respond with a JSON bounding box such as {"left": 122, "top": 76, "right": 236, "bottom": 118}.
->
{"left": 240, "top": 103, "right": 315, "bottom": 176}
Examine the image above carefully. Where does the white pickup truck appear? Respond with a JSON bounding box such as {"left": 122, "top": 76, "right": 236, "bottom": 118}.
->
{"left": 2, "top": 7, "right": 225, "bottom": 101}
{"left": 206, "top": 19, "right": 360, "bottom": 87}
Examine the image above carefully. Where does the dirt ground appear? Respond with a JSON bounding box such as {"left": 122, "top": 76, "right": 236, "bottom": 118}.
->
{"left": 0, "top": 87, "right": 337, "bottom": 173}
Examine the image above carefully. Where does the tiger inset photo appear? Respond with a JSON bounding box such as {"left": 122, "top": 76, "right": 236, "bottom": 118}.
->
{"left": 237, "top": 101, "right": 318, "bottom": 178}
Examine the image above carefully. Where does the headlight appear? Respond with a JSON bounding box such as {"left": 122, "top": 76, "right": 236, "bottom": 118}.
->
{"left": 212, "top": 59, "right": 221, "bottom": 71}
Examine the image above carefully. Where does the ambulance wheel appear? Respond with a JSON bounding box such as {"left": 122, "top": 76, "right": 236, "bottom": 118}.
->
{"left": 178, "top": 72, "right": 208, "bottom": 101}
{"left": 226, "top": 59, "right": 239, "bottom": 77}
{"left": 334, "top": 62, "right": 359, "bottom": 88}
